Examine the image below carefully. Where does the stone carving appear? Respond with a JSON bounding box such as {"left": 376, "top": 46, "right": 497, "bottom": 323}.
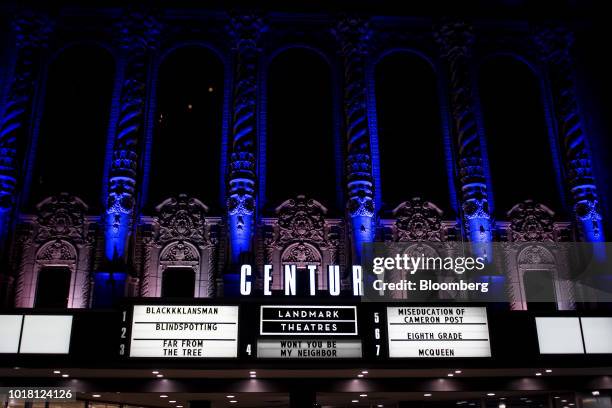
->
{"left": 507, "top": 200, "right": 555, "bottom": 242}
{"left": 226, "top": 14, "right": 264, "bottom": 218}
{"left": 159, "top": 241, "right": 200, "bottom": 263}
{"left": 155, "top": 194, "right": 208, "bottom": 245}
{"left": 518, "top": 245, "right": 555, "bottom": 265}
{"left": 267, "top": 196, "right": 338, "bottom": 270}
{"left": 534, "top": 25, "right": 604, "bottom": 240}
{"left": 334, "top": 17, "right": 375, "bottom": 221}
{"left": 435, "top": 20, "right": 491, "bottom": 239}
{"left": 35, "top": 194, "right": 89, "bottom": 243}
{"left": 106, "top": 10, "right": 161, "bottom": 250}
{"left": 0, "top": 12, "right": 52, "bottom": 259}
{"left": 393, "top": 198, "right": 444, "bottom": 242}
{"left": 36, "top": 240, "right": 76, "bottom": 262}
{"left": 276, "top": 195, "right": 327, "bottom": 245}
{"left": 281, "top": 242, "right": 322, "bottom": 268}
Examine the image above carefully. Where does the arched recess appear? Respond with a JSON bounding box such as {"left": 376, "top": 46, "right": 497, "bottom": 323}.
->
{"left": 280, "top": 242, "right": 324, "bottom": 295}
{"left": 158, "top": 241, "right": 200, "bottom": 298}
{"left": 33, "top": 240, "right": 77, "bottom": 309}
{"left": 479, "top": 55, "right": 562, "bottom": 217}
{"left": 265, "top": 47, "right": 337, "bottom": 212}
{"left": 374, "top": 51, "right": 449, "bottom": 213}
{"left": 30, "top": 44, "right": 115, "bottom": 211}
{"left": 517, "top": 245, "right": 559, "bottom": 311}
{"left": 149, "top": 46, "right": 224, "bottom": 211}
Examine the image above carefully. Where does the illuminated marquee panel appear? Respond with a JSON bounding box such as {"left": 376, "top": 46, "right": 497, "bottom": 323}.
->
{"left": 129, "top": 305, "right": 239, "bottom": 358}
{"left": 0, "top": 315, "right": 73, "bottom": 354}
{"left": 386, "top": 306, "right": 491, "bottom": 358}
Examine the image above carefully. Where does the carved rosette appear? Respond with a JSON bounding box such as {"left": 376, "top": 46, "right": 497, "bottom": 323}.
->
{"left": 154, "top": 194, "right": 209, "bottom": 246}
{"left": 334, "top": 17, "right": 375, "bottom": 219}
{"left": 106, "top": 11, "right": 161, "bottom": 234}
{"left": 226, "top": 14, "right": 264, "bottom": 218}
{"left": 393, "top": 198, "right": 444, "bottom": 242}
{"left": 534, "top": 25, "right": 603, "bottom": 240}
{"left": 434, "top": 20, "right": 491, "bottom": 235}
{"left": 0, "top": 13, "right": 52, "bottom": 214}
{"left": 507, "top": 200, "right": 555, "bottom": 242}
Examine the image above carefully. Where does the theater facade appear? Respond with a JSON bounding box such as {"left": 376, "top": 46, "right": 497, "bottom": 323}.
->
{"left": 0, "top": 1, "right": 611, "bottom": 408}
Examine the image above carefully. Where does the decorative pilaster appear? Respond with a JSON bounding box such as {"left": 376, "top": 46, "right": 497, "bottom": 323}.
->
{"left": 534, "top": 26, "right": 604, "bottom": 242}
{"left": 104, "top": 11, "right": 160, "bottom": 263}
{"left": 334, "top": 17, "right": 376, "bottom": 261}
{"left": 0, "top": 13, "right": 52, "bottom": 257}
{"left": 435, "top": 20, "right": 493, "bottom": 248}
{"left": 0, "top": 12, "right": 52, "bottom": 305}
{"left": 97, "top": 10, "right": 159, "bottom": 306}
{"left": 226, "top": 14, "right": 263, "bottom": 273}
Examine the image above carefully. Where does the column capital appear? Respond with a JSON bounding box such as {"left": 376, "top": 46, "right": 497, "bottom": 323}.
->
{"left": 227, "top": 13, "right": 265, "bottom": 51}
{"left": 333, "top": 16, "right": 371, "bottom": 57}
{"left": 12, "top": 11, "right": 54, "bottom": 50}
{"left": 434, "top": 19, "right": 475, "bottom": 61}
{"left": 116, "top": 9, "right": 162, "bottom": 52}
{"left": 533, "top": 24, "right": 574, "bottom": 64}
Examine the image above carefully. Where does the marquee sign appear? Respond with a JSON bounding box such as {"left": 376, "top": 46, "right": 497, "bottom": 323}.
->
{"left": 257, "top": 339, "right": 362, "bottom": 359}
{"left": 259, "top": 305, "right": 358, "bottom": 336}
{"left": 386, "top": 306, "right": 491, "bottom": 358}
{"left": 129, "top": 305, "right": 239, "bottom": 358}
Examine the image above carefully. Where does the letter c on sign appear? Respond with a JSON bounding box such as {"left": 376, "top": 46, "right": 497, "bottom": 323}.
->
{"left": 240, "top": 264, "right": 252, "bottom": 295}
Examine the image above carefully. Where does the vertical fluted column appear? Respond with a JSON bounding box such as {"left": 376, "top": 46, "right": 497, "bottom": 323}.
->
{"left": 104, "top": 11, "right": 160, "bottom": 265}
{"left": 334, "top": 17, "right": 376, "bottom": 261}
{"left": 535, "top": 26, "right": 605, "bottom": 242}
{"left": 0, "top": 13, "right": 51, "bottom": 258}
{"left": 435, "top": 20, "right": 493, "bottom": 247}
{"left": 0, "top": 13, "right": 52, "bottom": 305}
{"left": 226, "top": 14, "right": 263, "bottom": 280}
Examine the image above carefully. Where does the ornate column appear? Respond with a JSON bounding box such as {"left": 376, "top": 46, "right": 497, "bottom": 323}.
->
{"left": 435, "top": 20, "right": 493, "bottom": 249}
{"left": 225, "top": 14, "right": 263, "bottom": 294}
{"left": 98, "top": 10, "right": 160, "bottom": 306}
{"left": 334, "top": 17, "right": 376, "bottom": 261}
{"left": 534, "top": 26, "right": 605, "bottom": 243}
{"left": 0, "top": 12, "right": 52, "bottom": 304}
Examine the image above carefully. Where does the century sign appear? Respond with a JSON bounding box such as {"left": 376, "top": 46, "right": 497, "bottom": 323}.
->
{"left": 129, "top": 305, "right": 239, "bottom": 358}
{"left": 386, "top": 306, "right": 491, "bottom": 358}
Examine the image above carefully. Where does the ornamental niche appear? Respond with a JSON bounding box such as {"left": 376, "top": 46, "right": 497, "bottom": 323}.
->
{"left": 141, "top": 194, "right": 216, "bottom": 298}
{"left": 392, "top": 198, "right": 444, "bottom": 242}
{"left": 507, "top": 200, "right": 555, "bottom": 242}
{"left": 263, "top": 195, "right": 343, "bottom": 289}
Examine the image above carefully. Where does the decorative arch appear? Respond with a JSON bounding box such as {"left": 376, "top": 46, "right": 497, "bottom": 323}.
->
{"left": 32, "top": 240, "right": 77, "bottom": 309}
{"left": 15, "top": 194, "right": 95, "bottom": 309}
{"left": 263, "top": 47, "right": 339, "bottom": 212}
{"left": 141, "top": 195, "right": 216, "bottom": 298}
{"left": 372, "top": 47, "right": 437, "bottom": 72}
{"left": 36, "top": 239, "right": 77, "bottom": 264}
{"left": 281, "top": 242, "right": 322, "bottom": 268}
{"left": 160, "top": 240, "right": 201, "bottom": 264}
{"left": 147, "top": 45, "right": 226, "bottom": 211}
{"left": 372, "top": 50, "right": 451, "bottom": 213}
{"left": 27, "top": 43, "right": 115, "bottom": 211}
{"left": 478, "top": 54, "right": 564, "bottom": 217}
